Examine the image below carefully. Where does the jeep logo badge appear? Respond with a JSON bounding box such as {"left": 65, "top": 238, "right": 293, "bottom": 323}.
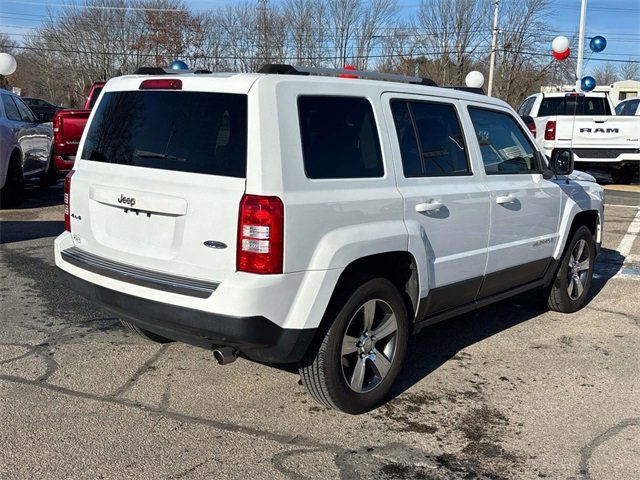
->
{"left": 117, "top": 194, "right": 136, "bottom": 207}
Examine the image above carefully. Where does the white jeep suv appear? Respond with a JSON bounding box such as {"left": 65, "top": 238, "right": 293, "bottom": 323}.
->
{"left": 55, "top": 65, "right": 604, "bottom": 414}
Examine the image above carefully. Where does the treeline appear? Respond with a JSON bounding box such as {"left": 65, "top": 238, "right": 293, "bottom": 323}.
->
{"left": 5, "top": 0, "right": 579, "bottom": 107}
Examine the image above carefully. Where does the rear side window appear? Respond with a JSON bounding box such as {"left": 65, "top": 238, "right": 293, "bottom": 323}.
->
{"left": 391, "top": 100, "right": 469, "bottom": 177}
{"left": 81, "top": 91, "right": 247, "bottom": 178}
{"left": 616, "top": 99, "right": 639, "bottom": 116}
{"left": 88, "top": 86, "right": 103, "bottom": 109}
{"left": 538, "top": 96, "right": 611, "bottom": 116}
{"left": 517, "top": 97, "right": 534, "bottom": 116}
{"left": 468, "top": 107, "right": 538, "bottom": 175}
{"left": 298, "top": 96, "right": 383, "bottom": 179}
{"left": 1, "top": 94, "right": 21, "bottom": 121}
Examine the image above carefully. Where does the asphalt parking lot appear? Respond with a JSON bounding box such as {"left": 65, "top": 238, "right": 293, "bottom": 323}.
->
{"left": 1, "top": 181, "right": 639, "bottom": 480}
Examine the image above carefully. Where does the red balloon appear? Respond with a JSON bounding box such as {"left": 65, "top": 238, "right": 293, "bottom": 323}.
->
{"left": 552, "top": 48, "right": 570, "bottom": 60}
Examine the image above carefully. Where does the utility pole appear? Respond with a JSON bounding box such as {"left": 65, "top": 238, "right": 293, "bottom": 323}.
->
{"left": 488, "top": 0, "right": 499, "bottom": 96}
{"left": 575, "top": 0, "right": 588, "bottom": 91}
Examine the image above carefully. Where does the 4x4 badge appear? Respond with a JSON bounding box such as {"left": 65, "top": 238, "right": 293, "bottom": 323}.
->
{"left": 117, "top": 194, "right": 136, "bottom": 207}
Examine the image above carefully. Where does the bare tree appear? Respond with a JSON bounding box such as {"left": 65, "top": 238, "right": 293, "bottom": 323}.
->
{"left": 413, "top": 0, "right": 487, "bottom": 85}
{"left": 591, "top": 62, "right": 619, "bottom": 86}
{"left": 618, "top": 61, "right": 640, "bottom": 81}
{"left": 282, "top": 0, "right": 327, "bottom": 66}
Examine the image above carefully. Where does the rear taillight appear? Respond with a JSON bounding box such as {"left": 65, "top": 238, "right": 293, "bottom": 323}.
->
{"left": 526, "top": 122, "right": 536, "bottom": 137}
{"left": 544, "top": 120, "right": 556, "bottom": 141}
{"left": 64, "top": 170, "right": 75, "bottom": 232}
{"left": 53, "top": 113, "right": 62, "bottom": 146}
{"left": 139, "top": 79, "right": 182, "bottom": 90}
{"left": 237, "top": 194, "right": 284, "bottom": 274}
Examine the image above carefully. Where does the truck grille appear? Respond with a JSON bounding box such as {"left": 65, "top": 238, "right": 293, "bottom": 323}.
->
{"left": 572, "top": 148, "right": 640, "bottom": 159}
{"left": 61, "top": 247, "right": 219, "bottom": 298}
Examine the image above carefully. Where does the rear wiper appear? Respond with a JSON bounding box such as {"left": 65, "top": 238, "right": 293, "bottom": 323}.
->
{"left": 133, "top": 149, "right": 186, "bottom": 162}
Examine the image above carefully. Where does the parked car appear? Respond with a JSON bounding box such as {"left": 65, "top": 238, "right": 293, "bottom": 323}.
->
{"left": 518, "top": 91, "right": 640, "bottom": 184}
{"left": 55, "top": 65, "right": 604, "bottom": 414}
{"left": 615, "top": 96, "right": 640, "bottom": 116}
{"left": 0, "top": 89, "right": 54, "bottom": 207}
{"left": 52, "top": 81, "right": 105, "bottom": 174}
{"left": 22, "top": 97, "right": 64, "bottom": 123}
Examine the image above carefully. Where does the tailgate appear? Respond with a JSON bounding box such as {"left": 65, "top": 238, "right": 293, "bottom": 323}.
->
{"left": 54, "top": 109, "right": 90, "bottom": 157}
{"left": 67, "top": 87, "right": 248, "bottom": 284}
{"left": 558, "top": 116, "right": 640, "bottom": 147}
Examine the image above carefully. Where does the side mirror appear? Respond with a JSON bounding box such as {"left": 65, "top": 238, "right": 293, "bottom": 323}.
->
{"left": 551, "top": 149, "right": 574, "bottom": 176}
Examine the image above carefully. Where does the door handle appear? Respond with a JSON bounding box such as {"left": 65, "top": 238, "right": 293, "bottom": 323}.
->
{"left": 415, "top": 201, "right": 443, "bottom": 212}
{"left": 496, "top": 195, "right": 516, "bottom": 205}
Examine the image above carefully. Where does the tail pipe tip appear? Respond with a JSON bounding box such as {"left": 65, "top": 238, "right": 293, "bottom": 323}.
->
{"left": 213, "top": 347, "right": 238, "bottom": 365}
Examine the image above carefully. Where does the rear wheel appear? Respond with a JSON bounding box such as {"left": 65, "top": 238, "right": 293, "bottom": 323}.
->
{"left": 120, "top": 319, "right": 174, "bottom": 344}
{"left": 299, "top": 277, "right": 409, "bottom": 414}
{"left": 547, "top": 225, "right": 595, "bottom": 313}
{"left": 611, "top": 165, "right": 634, "bottom": 185}
{"left": 0, "top": 153, "right": 25, "bottom": 208}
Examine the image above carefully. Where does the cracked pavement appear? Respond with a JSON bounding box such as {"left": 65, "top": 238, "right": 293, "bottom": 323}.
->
{"left": 1, "top": 183, "right": 639, "bottom": 479}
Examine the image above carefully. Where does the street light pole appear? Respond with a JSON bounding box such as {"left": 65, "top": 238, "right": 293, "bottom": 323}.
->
{"left": 488, "top": 0, "right": 499, "bottom": 96}
{"left": 575, "top": 0, "right": 588, "bottom": 91}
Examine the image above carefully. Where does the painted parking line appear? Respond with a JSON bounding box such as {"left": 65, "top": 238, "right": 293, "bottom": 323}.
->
{"left": 604, "top": 204, "right": 640, "bottom": 209}
{"left": 615, "top": 208, "right": 640, "bottom": 280}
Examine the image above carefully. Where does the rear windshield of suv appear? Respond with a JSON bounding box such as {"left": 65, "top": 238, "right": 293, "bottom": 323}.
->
{"left": 538, "top": 96, "right": 611, "bottom": 116}
{"left": 81, "top": 91, "right": 247, "bottom": 178}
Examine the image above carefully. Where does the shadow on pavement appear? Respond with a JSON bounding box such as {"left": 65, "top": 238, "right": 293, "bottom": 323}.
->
{"left": 0, "top": 220, "right": 64, "bottom": 244}
{"left": 389, "top": 247, "right": 622, "bottom": 400}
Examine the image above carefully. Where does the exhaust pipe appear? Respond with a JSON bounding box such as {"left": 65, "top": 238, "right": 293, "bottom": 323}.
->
{"left": 213, "top": 347, "right": 238, "bottom": 365}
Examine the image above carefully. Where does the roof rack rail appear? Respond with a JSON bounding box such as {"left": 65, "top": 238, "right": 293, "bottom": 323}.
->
{"left": 258, "top": 63, "right": 437, "bottom": 87}
{"left": 444, "top": 86, "right": 485, "bottom": 95}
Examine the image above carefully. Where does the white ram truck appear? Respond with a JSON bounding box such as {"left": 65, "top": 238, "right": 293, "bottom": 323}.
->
{"left": 518, "top": 92, "right": 639, "bottom": 184}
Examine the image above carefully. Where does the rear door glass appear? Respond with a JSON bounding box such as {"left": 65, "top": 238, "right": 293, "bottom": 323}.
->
{"left": 81, "top": 91, "right": 247, "bottom": 178}
{"left": 1, "top": 94, "right": 22, "bottom": 122}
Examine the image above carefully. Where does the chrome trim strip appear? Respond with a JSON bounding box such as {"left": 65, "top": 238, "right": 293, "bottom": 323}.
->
{"left": 61, "top": 247, "right": 219, "bottom": 298}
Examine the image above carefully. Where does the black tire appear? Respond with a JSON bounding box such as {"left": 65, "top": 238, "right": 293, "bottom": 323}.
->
{"left": 120, "top": 319, "right": 174, "bottom": 344}
{"left": 40, "top": 148, "right": 58, "bottom": 187}
{"left": 611, "top": 165, "right": 634, "bottom": 185}
{"left": 0, "top": 153, "right": 25, "bottom": 208}
{"left": 299, "top": 277, "right": 409, "bottom": 414}
{"left": 547, "top": 225, "right": 595, "bottom": 313}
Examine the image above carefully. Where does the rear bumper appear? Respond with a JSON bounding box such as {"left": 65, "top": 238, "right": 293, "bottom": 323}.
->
{"left": 57, "top": 267, "right": 316, "bottom": 363}
{"left": 53, "top": 154, "right": 75, "bottom": 172}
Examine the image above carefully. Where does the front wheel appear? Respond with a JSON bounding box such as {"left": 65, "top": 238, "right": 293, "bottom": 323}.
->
{"left": 299, "top": 278, "right": 409, "bottom": 414}
{"left": 547, "top": 225, "right": 595, "bottom": 313}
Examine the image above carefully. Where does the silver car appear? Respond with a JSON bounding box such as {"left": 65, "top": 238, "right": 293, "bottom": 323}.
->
{"left": 1, "top": 89, "right": 54, "bottom": 207}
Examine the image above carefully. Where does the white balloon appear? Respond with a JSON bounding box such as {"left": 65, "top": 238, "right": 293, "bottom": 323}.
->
{"left": 552, "top": 36, "right": 570, "bottom": 54}
{"left": 0, "top": 53, "right": 17, "bottom": 76}
{"left": 465, "top": 70, "right": 484, "bottom": 89}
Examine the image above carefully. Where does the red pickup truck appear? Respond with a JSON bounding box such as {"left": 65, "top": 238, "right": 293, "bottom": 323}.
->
{"left": 52, "top": 81, "right": 105, "bottom": 172}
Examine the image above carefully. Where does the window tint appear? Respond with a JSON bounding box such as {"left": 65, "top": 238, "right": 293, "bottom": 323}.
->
{"left": 616, "top": 99, "right": 639, "bottom": 116}
{"left": 81, "top": 91, "right": 247, "bottom": 177}
{"left": 538, "top": 96, "right": 610, "bottom": 116}
{"left": 298, "top": 96, "right": 383, "bottom": 179}
{"left": 391, "top": 100, "right": 469, "bottom": 177}
{"left": 1, "top": 94, "right": 22, "bottom": 121}
{"left": 14, "top": 97, "right": 36, "bottom": 122}
{"left": 517, "top": 97, "right": 534, "bottom": 116}
{"left": 390, "top": 101, "right": 422, "bottom": 177}
{"left": 468, "top": 108, "right": 538, "bottom": 175}
{"left": 88, "top": 87, "right": 103, "bottom": 109}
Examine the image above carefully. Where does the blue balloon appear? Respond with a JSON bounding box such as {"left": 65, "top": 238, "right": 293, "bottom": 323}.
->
{"left": 581, "top": 76, "right": 597, "bottom": 92}
{"left": 589, "top": 36, "right": 607, "bottom": 53}
{"left": 169, "top": 60, "right": 189, "bottom": 70}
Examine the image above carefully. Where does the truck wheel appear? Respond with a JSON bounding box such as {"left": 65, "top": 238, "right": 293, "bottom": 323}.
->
{"left": 547, "top": 225, "right": 595, "bottom": 313}
{"left": 0, "top": 153, "right": 25, "bottom": 208}
{"left": 611, "top": 166, "right": 634, "bottom": 185}
{"left": 120, "top": 319, "right": 174, "bottom": 344}
{"left": 299, "top": 278, "right": 409, "bottom": 414}
{"left": 40, "top": 148, "right": 58, "bottom": 187}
